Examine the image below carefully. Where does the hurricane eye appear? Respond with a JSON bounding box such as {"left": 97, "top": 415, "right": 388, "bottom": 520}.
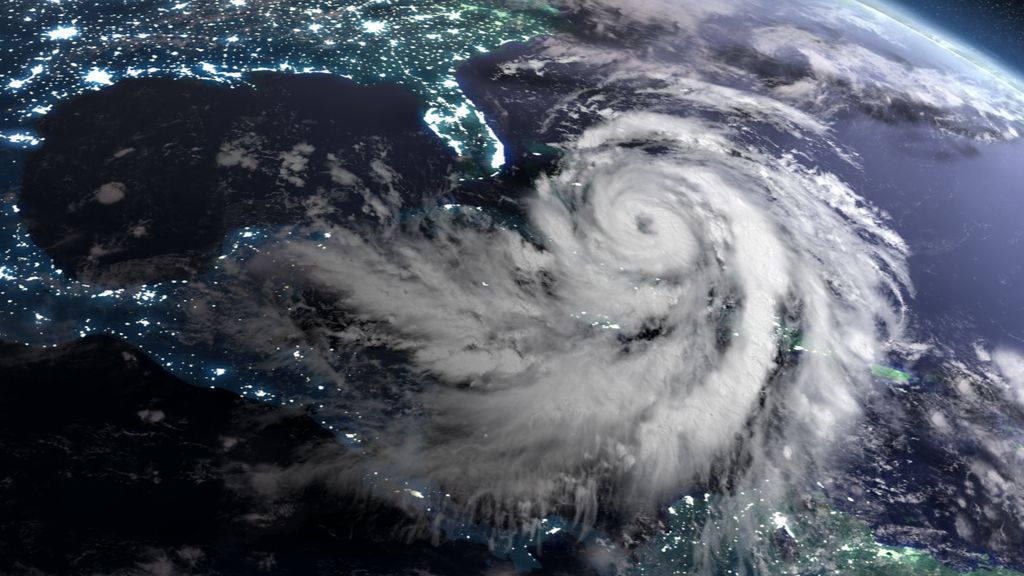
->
{"left": 635, "top": 214, "right": 655, "bottom": 234}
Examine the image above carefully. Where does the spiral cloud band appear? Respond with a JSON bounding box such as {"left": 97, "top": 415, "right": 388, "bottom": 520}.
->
{"left": 228, "top": 109, "right": 914, "bottom": 529}
{"left": 6, "top": 0, "right": 1024, "bottom": 569}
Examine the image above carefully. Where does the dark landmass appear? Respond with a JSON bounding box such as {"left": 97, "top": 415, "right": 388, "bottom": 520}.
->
{"left": 0, "top": 336, "right": 510, "bottom": 575}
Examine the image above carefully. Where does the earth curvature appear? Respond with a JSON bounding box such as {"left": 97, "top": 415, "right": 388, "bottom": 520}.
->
{"left": 2, "top": 0, "right": 1024, "bottom": 575}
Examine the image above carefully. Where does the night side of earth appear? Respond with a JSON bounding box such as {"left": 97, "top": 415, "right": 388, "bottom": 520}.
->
{"left": 3, "top": 0, "right": 1024, "bottom": 575}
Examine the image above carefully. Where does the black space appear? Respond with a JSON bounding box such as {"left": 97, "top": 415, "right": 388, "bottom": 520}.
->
{"left": 891, "top": 0, "right": 1024, "bottom": 76}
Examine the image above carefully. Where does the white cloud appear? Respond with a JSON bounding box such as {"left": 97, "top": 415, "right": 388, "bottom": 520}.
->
{"left": 95, "top": 182, "right": 126, "bottom": 204}
{"left": 992, "top": 347, "right": 1024, "bottom": 406}
{"left": 245, "top": 111, "right": 910, "bottom": 528}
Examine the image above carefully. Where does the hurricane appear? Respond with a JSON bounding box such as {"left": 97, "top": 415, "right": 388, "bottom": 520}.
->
{"left": 5, "top": 0, "right": 1024, "bottom": 572}
{"left": 184, "top": 105, "right": 913, "bottom": 549}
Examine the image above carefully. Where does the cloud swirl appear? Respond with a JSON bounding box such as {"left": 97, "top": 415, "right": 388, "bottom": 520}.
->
{"left": 224, "top": 109, "right": 913, "bottom": 534}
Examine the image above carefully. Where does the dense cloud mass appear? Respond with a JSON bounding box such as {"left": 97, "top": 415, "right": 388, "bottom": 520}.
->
{"left": 156, "top": 0, "right": 1024, "bottom": 558}
{"left": 189, "top": 107, "right": 911, "bottom": 535}
{"left": 6, "top": 0, "right": 1024, "bottom": 571}
{"left": 90, "top": 0, "right": 1024, "bottom": 548}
